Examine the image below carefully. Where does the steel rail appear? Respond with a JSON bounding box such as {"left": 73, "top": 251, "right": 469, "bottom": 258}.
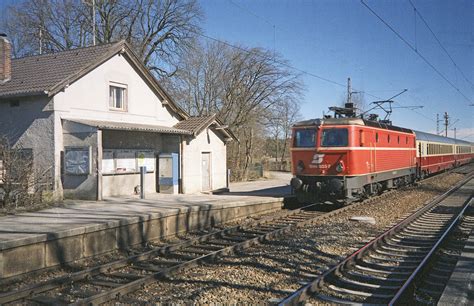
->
{"left": 1, "top": 166, "right": 467, "bottom": 304}
{"left": 388, "top": 198, "right": 473, "bottom": 305}
{"left": 0, "top": 202, "right": 318, "bottom": 304}
{"left": 278, "top": 171, "right": 473, "bottom": 305}
{"left": 4, "top": 188, "right": 395, "bottom": 305}
{"left": 70, "top": 190, "right": 398, "bottom": 306}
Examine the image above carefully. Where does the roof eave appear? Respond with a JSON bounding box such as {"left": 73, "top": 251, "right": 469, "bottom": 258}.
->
{"left": 0, "top": 90, "right": 48, "bottom": 100}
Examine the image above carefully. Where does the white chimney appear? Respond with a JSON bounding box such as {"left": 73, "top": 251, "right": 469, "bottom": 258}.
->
{"left": 0, "top": 33, "right": 12, "bottom": 84}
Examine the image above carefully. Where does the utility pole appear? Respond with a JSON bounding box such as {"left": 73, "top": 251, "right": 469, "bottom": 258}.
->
{"left": 443, "top": 112, "right": 449, "bottom": 137}
{"left": 436, "top": 114, "right": 439, "bottom": 134}
{"left": 92, "top": 0, "right": 96, "bottom": 46}
{"left": 347, "top": 77, "right": 351, "bottom": 104}
{"left": 39, "top": 28, "right": 42, "bottom": 55}
{"left": 454, "top": 127, "right": 456, "bottom": 139}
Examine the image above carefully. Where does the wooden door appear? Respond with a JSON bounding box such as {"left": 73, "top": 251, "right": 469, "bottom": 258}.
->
{"left": 201, "top": 152, "right": 211, "bottom": 191}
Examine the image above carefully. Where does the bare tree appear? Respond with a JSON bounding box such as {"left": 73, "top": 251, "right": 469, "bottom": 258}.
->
{"left": 2, "top": 0, "right": 202, "bottom": 77}
{"left": 167, "top": 41, "right": 303, "bottom": 179}
{"left": 0, "top": 136, "right": 53, "bottom": 212}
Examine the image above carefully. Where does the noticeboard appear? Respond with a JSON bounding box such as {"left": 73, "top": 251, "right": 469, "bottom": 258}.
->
{"left": 65, "top": 147, "right": 90, "bottom": 175}
{"left": 102, "top": 150, "right": 115, "bottom": 174}
{"left": 136, "top": 151, "right": 155, "bottom": 172}
{"left": 115, "top": 150, "right": 137, "bottom": 173}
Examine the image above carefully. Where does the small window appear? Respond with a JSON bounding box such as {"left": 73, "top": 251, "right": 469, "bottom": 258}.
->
{"left": 387, "top": 135, "right": 390, "bottom": 143}
{"left": 321, "top": 128, "right": 349, "bottom": 147}
{"left": 376, "top": 133, "right": 379, "bottom": 143}
{"left": 109, "top": 84, "right": 127, "bottom": 110}
{"left": 293, "top": 129, "right": 317, "bottom": 148}
{"left": 397, "top": 136, "right": 400, "bottom": 144}
{"left": 9, "top": 100, "right": 19, "bottom": 107}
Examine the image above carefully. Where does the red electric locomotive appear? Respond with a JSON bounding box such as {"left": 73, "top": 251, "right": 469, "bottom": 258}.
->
{"left": 290, "top": 111, "right": 473, "bottom": 204}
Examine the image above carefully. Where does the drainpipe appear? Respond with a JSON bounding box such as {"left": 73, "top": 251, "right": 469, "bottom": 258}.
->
{"left": 180, "top": 135, "right": 184, "bottom": 194}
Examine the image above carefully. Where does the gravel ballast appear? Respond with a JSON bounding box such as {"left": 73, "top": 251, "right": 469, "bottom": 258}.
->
{"left": 125, "top": 172, "right": 466, "bottom": 303}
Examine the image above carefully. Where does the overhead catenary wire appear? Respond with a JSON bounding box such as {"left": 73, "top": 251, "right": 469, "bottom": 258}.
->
{"left": 111, "top": 0, "right": 442, "bottom": 123}
{"left": 220, "top": 1, "right": 454, "bottom": 123}
{"left": 408, "top": 0, "right": 474, "bottom": 91}
{"left": 360, "top": 0, "right": 473, "bottom": 104}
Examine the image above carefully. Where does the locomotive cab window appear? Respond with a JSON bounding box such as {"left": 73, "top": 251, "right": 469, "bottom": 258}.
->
{"left": 293, "top": 129, "right": 317, "bottom": 148}
{"left": 321, "top": 128, "right": 348, "bottom": 147}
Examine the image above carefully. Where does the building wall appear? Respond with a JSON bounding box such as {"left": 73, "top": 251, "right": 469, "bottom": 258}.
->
{"left": 182, "top": 128, "right": 227, "bottom": 194}
{"left": 53, "top": 53, "right": 181, "bottom": 126}
{"left": 51, "top": 53, "right": 183, "bottom": 199}
{"left": 61, "top": 121, "right": 99, "bottom": 200}
{"left": 0, "top": 96, "right": 58, "bottom": 193}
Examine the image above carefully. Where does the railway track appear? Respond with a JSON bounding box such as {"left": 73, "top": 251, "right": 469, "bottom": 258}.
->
{"left": 0, "top": 189, "right": 396, "bottom": 305}
{"left": 1, "top": 165, "right": 471, "bottom": 305}
{"left": 414, "top": 205, "right": 474, "bottom": 304}
{"left": 278, "top": 171, "right": 473, "bottom": 305}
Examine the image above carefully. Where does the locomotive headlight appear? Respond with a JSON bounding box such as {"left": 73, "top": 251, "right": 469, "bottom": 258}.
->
{"left": 297, "top": 160, "right": 305, "bottom": 173}
{"left": 336, "top": 160, "right": 345, "bottom": 173}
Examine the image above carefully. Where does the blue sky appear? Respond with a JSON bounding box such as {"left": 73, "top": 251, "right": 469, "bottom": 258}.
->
{"left": 1, "top": 0, "right": 472, "bottom": 140}
{"left": 200, "top": 0, "right": 473, "bottom": 141}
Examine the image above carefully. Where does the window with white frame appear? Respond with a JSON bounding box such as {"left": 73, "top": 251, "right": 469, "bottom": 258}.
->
{"left": 109, "top": 83, "right": 127, "bottom": 110}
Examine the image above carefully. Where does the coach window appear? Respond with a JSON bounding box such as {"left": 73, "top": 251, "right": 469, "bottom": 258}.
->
{"left": 376, "top": 133, "right": 379, "bottom": 143}
{"left": 388, "top": 135, "right": 391, "bottom": 143}
{"left": 397, "top": 136, "right": 400, "bottom": 144}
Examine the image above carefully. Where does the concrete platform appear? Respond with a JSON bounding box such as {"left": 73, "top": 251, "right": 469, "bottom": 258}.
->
{"left": 438, "top": 201, "right": 474, "bottom": 305}
{"left": 0, "top": 175, "right": 292, "bottom": 279}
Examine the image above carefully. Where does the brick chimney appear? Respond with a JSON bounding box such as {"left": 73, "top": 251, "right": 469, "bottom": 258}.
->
{"left": 0, "top": 33, "right": 12, "bottom": 84}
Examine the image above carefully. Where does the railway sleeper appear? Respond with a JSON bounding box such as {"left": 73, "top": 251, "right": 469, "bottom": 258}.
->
{"left": 149, "top": 258, "right": 183, "bottom": 267}
{"left": 90, "top": 280, "right": 123, "bottom": 288}
{"left": 316, "top": 293, "right": 389, "bottom": 306}
{"left": 187, "top": 244, "right": 223, "bottom": 251}
{"left": 421, "top": 271, "right": 451, "bottom": 282}
{"left": 403, "top": 224, "right": 446, "bottom": 232}
{"left": 421, "top": 278, "right": 448, "bottom": 290}
{"left": 397, "top": 230, "right": 443, "bottom": 239}
{"left": 343, "top": 269, "right": 406, "bottom": 285}
{"left": 357, "top": 258, "right": 416, "bottom": 272}
{"left": 363, "top": 258, "right": 419, "bottom": 270}
{"left": 28, "top": 295, "right": 70, "bottom": 305}
{"left": 325, "top": 283, "right": 394, "bottom": 300}
{"left": 393, "top": 231, "right": 441, "bottom": 240}
{"left": 412, "top": 219, "right": 451, "bottom": 226}
{"left": 405, "top": 224, "right": 446, "bottom": 232}
{"left": 162, "top": 252, "right": 198, "bottom": 261}
{"left": 388, "top": 235, "right": 437, "bottom": 246}
{"left": 367, "top": 252, "right": 423, "bottom": 264}
{"left": 378, "top": 244, "right": 427, "bottom": 255}
{"left": 354, "top": 263, "right": 412, "bottom": 277}
{"left": 106, "top": 272, "right": 142, "bottom": 281}
{"left": 216, "top": 235, "right": 249, "bottom": 243}
{"left": 431, "top": 264, "right": 456, "bottom": 275}
{"left": 130, "top": 263, "right": 166, "bottom": 273}
{"left": 375, "top": 247, "right": 425, "bottom": 259}
{"left": 383, "top": 238, "right": 432, "bottom": 249}
{"left": 180, "top": 247, "right": 216, "bottom": 255}
{"left": 241, "top": 229, "right": 272, "bottom": 236}
{"left": 328, "top": 273, "right": 401, "bottom": 293}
